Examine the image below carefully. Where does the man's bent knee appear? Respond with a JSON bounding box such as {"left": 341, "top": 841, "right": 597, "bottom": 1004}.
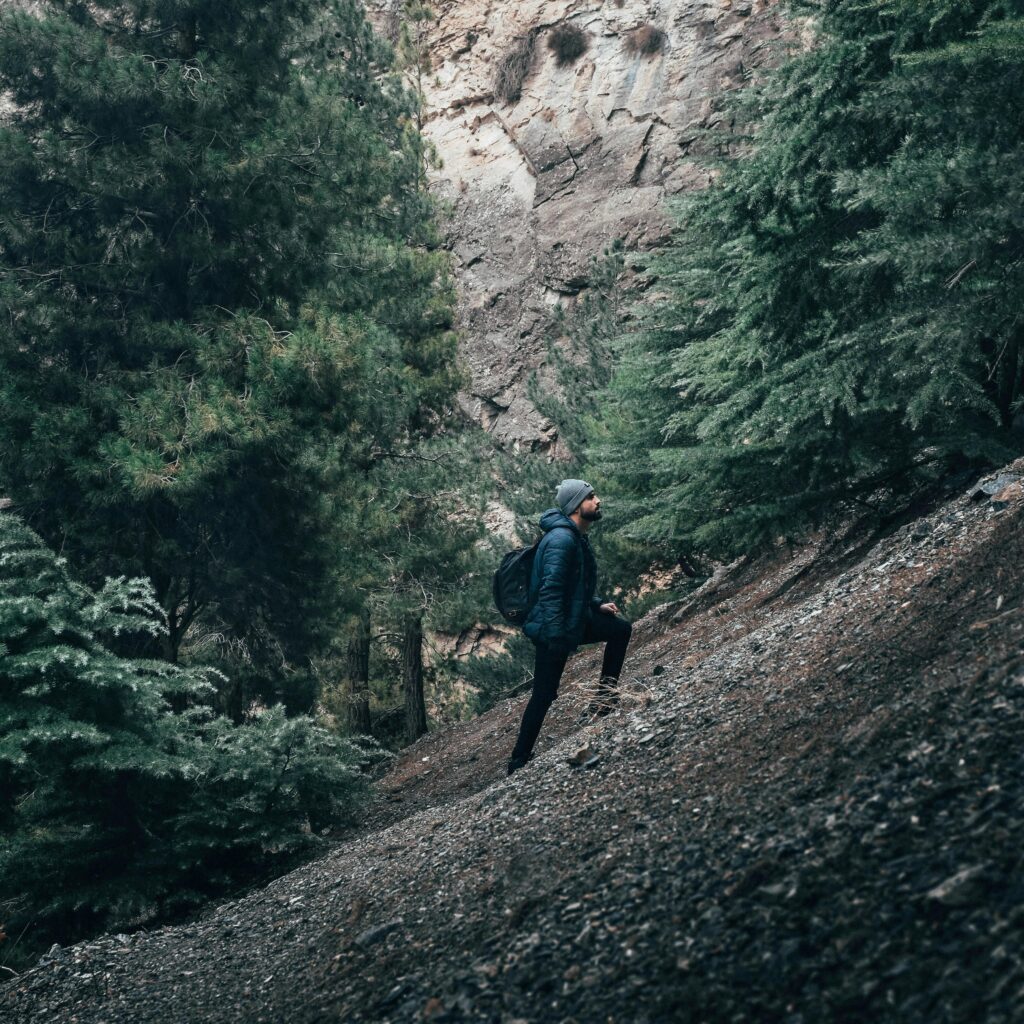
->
{"left": 531, "top": 680, "right": 560, "bottom": 706}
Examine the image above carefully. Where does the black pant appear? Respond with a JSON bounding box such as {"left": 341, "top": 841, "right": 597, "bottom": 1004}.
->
{"left": 510, "top": 613, "right": 632, "bottom": 764}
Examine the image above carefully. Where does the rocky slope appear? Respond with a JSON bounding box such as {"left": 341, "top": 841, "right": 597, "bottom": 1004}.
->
{"left": 4, "top": 462, "right": 1024, "bottom": 1023}
{"left": 365, "top": 0, "right": 784, "bottom": 451}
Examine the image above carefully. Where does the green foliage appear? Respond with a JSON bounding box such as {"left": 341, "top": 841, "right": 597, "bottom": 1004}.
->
{"left": 520, "top": 242, "right": 685, "bottom": 606}
{"left": 391, "top": 1, "right": 440, "bottom": 171}
{"left": 365, "top": 429, "right": 497, "bottom": 717}
{"left": 0, "top": 514, "right": 370, "bottom": 969}
{"left": 598, "top": 0, "right": 1024, "bottom": 559}
{"left": 529, "top": 242, "right": 628, "bottom": 459}
{"left": 455, "top": 633, "right": 535, "bottom": 716}
{"left": 0, "top": 0, "right": 458, "bottom": 705}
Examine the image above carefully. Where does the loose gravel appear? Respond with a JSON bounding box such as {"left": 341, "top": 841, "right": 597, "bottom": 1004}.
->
{"left": 3, "top": 462, "right": 1024, "bottom": 1024}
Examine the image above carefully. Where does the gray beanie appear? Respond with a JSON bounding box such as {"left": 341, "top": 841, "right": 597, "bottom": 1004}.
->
{"left": 555, "top": 478, "right": 593, "bottom": 516}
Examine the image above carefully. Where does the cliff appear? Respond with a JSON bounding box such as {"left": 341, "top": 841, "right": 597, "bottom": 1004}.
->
{"left": 367, "top": 0, "right": 784, "bottom": 451}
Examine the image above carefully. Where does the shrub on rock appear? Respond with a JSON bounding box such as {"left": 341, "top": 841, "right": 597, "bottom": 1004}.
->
{"left": 493, "top": 30, "right": 538, "bottom": 104}
{"left": 548, "top": 23, "right": 588, "bottom": 67}
{"left": 625, "top": 25, "right": 667, "bottom": 56}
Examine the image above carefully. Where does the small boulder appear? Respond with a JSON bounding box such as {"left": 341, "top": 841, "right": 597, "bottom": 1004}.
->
{"left": 926, "top": 865, "right": 987, "bottom": 907}
{"left": 355, "top": 918, "right": 404, "bottom": 948}
{"left": 567, "top": 744, "right": 600, "bottom": 769}
{"left": 967, "top": 472, "right": 1021, "bottom": 502}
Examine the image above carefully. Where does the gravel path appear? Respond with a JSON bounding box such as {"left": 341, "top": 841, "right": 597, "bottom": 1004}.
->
{"left": 4, "top": 463, "right": 1024, "bottom": 1024}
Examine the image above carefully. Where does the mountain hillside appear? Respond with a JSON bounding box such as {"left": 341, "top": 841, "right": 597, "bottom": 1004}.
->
{"left": 3, "top": 462, "right": 1024, "bottom": 1023}
{"left": 365, "top": 0, "right": 784, "bottom": 451}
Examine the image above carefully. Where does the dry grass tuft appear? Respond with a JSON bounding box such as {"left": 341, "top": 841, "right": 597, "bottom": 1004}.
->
{"left": 548, "top": 23, "right": 589, "bottom": 67}
{"left": 569, "top": 675, "right": 659, "bottom": 722}
{"left": 624, "top": 24, "right": 667, "bottom": 57}
{"left": 493, "top": 30, "right": 538, "bottom": 105}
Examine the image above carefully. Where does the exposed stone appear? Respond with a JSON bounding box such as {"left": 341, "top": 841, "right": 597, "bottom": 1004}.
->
{"left": 431, "top": 623, "right": 515, "bottom": 663}
{"left": 366, "top": 0, "right": 785, "bottom": 450}
{"left": 354, "top": 918, "right": 404, "bottom": 948}
{"left": 926, "top": 865, "right": 988, "bottom": 907}
{"left": 967, "top": 471, "right": 1022, "bottom": 501}
{"left": 567, "top": 742, "right": 597, "bottom": 767}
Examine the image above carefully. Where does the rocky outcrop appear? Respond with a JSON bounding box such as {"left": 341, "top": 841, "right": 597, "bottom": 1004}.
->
{"left": 368, "top": 0, "right": 784, "bottom": 450}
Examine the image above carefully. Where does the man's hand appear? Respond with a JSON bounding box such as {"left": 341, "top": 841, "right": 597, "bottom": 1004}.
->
{"left": 599, "top": 602, "right": 620, "bottom": 615}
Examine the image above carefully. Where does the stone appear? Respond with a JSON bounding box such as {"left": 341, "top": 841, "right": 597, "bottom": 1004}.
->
{"left": 354, "top": 919, "right": 405, "bottom": 948}
{"left": 568, "top": 743, "right": 595, "bottom": 767}
{"left": 365, "top": 0, "right": 786, "bottom": 451}
{"left": 968, "top": 472, "right": 1022, "bottom": 501}
{"left": 926, "top": 865, "right": 988, "bottom": 907}
{"left": 990, "top": 480, "right": 1024, "bottom": 508}
{"left": 423, "top": 996, "right": 446, "bottom": 1018}
{"left": 38, "top": 943, "right": 68, "bottom": 966}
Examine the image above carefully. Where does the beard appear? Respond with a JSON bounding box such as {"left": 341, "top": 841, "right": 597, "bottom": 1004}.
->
{"left": 580, "top": 508, "right": 603, "bottom": 522}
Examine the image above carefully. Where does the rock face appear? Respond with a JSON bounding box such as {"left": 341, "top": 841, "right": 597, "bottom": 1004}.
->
{"left": 367, "top": 0, "right": 784, "bottom": 450}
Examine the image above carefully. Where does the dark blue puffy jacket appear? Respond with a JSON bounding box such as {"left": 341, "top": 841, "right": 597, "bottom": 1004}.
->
{"left": 522, "top": 509, "right": 604, "bottom": 652}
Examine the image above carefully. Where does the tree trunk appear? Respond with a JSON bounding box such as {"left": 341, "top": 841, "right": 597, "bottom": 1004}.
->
{"left": 402, "top": 611, "right": 427, "bottom": 743}
{"left": 998, "top": 325, "right": 1022, "bottom": 429}
{"left": 347, "top": 606, "right": 372, "bottom": 734}
{"left": 179, "top": 13, "right": 198, "bottom": 60}
{"left": 162, "top": 612, "right": 179, "bottom": 664}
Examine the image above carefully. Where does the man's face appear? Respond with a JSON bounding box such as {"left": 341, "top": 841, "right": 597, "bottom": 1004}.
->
{"left": 578, "top": 491, "right": 602, "bottom": 522}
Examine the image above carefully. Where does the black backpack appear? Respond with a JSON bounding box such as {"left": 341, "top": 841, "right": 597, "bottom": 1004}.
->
{"left": 493, "top": 527, "right": 572, "bottom": 626}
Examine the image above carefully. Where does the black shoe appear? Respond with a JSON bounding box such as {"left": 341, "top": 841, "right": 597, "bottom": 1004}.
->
{"left": 507, "top": 755, "right": 530, "bottom": 776}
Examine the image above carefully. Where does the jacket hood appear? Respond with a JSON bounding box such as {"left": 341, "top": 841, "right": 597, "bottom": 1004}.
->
{"left": 538, "top": 508, "right": 579, "bottom": 534}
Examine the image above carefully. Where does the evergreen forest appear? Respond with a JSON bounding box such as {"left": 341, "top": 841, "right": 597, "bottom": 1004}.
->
{"left": 591, "top": 0, "right": 1024, "bottom": 559}
{"left": 2, "top": 0, "right": 1023, "bottom": 978}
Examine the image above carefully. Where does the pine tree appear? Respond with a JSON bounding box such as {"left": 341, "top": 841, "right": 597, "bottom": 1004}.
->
{"left": 344, "top": 605, "right": 373, "bottom": 733}
{"left": 528, "top": 242, "right": 628, "bottom": 460}
{"left": 311, "top": 0, "right": 502, "bottom": 741}
{"left": 0, "top": 0, "right": 458, "bottom": 703}
{"left": 0, "top": 513, "right": 370, "bottom": 968}
{"left": 513, "top": 242, "right": 679, "bottom": 607}
{"left": 598, "top": 0, "right": 1024, "bottom": 558}
{"left": 369, "top": 430, "right": 494, "bottom": 740}
{"left": 402, "top": 609, "right": 428, "bottom": 741}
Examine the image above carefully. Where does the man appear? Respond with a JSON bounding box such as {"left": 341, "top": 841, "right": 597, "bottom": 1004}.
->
{"left": 507, "top": 479, "right": 632, "bottom": 775}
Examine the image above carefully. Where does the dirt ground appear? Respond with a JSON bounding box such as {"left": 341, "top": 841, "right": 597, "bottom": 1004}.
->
{"left": 3, "top": 461, "right": 1023, "bottom": 1023}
